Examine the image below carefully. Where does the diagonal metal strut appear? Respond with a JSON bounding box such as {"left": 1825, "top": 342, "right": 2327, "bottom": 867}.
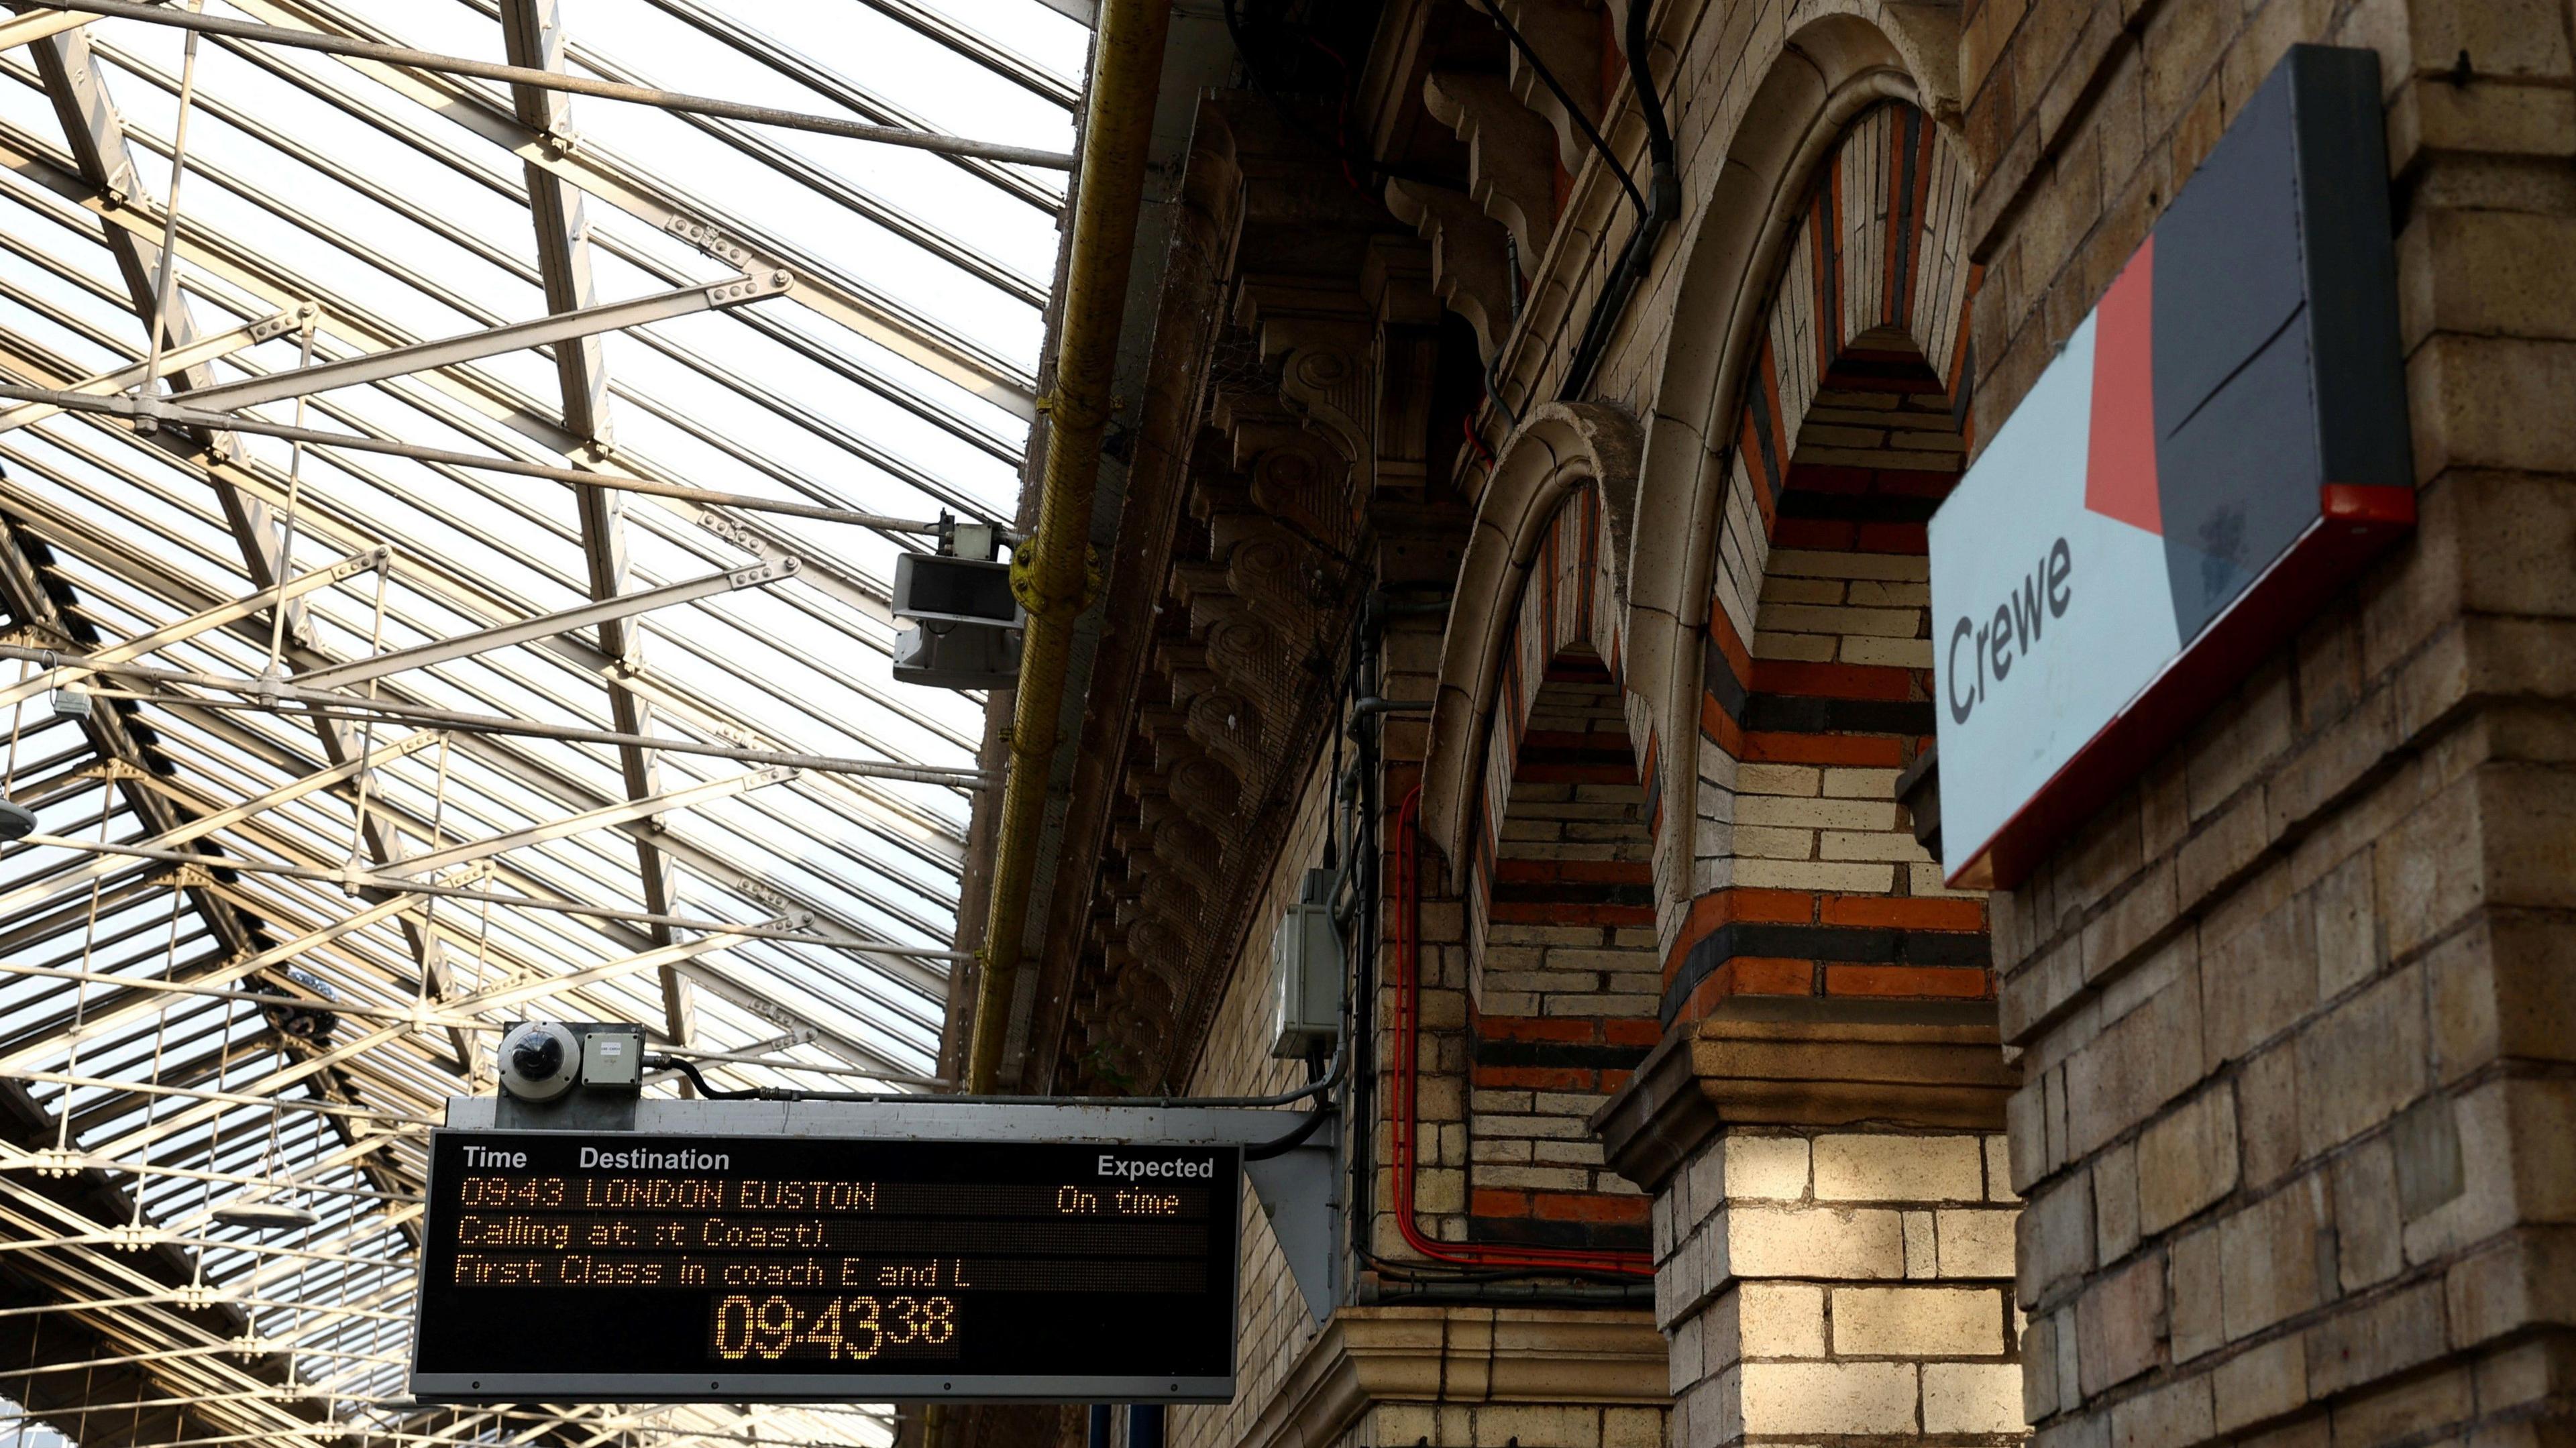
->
{"left": 170, "top": 274, "right": 792, "bottom": 414}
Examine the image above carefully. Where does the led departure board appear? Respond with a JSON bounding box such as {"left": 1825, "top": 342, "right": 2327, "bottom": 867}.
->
{"left": 410, "top": 1129, "right": 1242, "bottom": 1403}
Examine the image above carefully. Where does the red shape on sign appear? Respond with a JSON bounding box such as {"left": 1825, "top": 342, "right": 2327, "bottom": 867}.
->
{"left": 2084, "top": 236, "right": 2162, "bottom": 535}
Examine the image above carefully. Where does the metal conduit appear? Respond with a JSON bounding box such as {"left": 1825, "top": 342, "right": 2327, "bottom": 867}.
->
{"left": 964, "top": 0, "right": 1171, "bottom": 1090}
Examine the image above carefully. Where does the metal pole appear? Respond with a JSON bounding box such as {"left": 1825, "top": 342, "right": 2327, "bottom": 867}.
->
{"left": 134, "top": 0, "right": 204, "bottom": 414}
{"left": 965, "top": 0, "right": 1172, "bottom": 1089}
{"left": 0, "top": 643, "right": 994, "bottom": 783}
{"left": 291, "top": 559, "right": 797, "bottom": 691}
{"left": 18, "top": 1, "right": 1078, "bottom": 168}
{"left": 0, "top": 842, "right": 972, "bottom": 955}
{"left": 172, "top": 273, "right": 790, "bottom": 413}
{"left": 0, "top": 379, "right": 961, "bottom": 533}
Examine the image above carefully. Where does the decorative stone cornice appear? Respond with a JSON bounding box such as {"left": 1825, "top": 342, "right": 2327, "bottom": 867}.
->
{"left": 1242, "top": 1306, "right": 1668, "bottom": 1448}
{"left": 1593, "top": 1000, "right": 2022, "bottom": 1191}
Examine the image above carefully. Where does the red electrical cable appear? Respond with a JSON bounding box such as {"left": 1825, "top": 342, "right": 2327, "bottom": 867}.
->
{"left": 1385, "top": 786, "right": 1654, "bottom": 1277}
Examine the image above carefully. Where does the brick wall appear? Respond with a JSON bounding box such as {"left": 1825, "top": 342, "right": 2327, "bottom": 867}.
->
{"left": 1659, "top": 1127, "right": 2026, "bottom": 1446}
{"left": 1470, "top": 654, "right": 1658, "bottom": 1251}
{"left": 1672, "top": 345, "right": 1989, "bottom": 1028}
{"left": 1171, "top": 757, "right": 1335, "bottom": 1448}
{"left": 1960, "top": 0, "right": 2576, "bottom": 1443}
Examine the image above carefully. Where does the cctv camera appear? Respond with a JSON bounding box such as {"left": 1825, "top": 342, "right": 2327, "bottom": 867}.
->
{"left": 496, "top": 1021, "right": 581, "bottom": 1102}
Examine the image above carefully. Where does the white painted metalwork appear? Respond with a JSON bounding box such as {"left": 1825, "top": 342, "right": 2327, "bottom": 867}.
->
{"left": 0, "top": 0, "right": 1080, "bottom": 1443}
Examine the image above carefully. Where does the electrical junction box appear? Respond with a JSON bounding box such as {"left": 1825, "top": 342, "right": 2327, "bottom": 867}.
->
{"left": 579, "top": 1024, "right": 644, "bottom": 1091}
{"left": 1271, "top": 869, "right": 1342, "bottom": 1058}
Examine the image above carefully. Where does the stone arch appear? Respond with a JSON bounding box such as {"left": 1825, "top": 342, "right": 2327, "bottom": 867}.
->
{"left": 1464, "top": 500, "right": 1649, "bottom": 975}
{"left": 1408, "top": 403, "right": 1664, "bottom": 1256}
{"left": 1625, "top": 48, "right": 1986, "bottom": 1027}
{"left": 1422, "top": 401, "right": 1644, "bottom": 863}
{"left": 1621, "top": 13, "right": 1968, "bottom": 961}
{"left": 1674, "top": 100, "right": 1984, "bottom": 1021}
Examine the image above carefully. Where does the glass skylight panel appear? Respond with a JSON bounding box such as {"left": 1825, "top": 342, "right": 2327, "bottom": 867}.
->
{"left": 0, "top": 0, "right": 1076, "bottom": 1437}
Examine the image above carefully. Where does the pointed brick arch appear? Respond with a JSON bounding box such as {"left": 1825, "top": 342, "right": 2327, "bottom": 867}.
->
{"left": 1470, "top": 482, "right": 1650, "bottom": 889}
{"left": 1456, "top": 484, "right": 1661, "bottom": 1253}
{"left": 1669, "top": 101, "right": 1990, "bottom": 1029}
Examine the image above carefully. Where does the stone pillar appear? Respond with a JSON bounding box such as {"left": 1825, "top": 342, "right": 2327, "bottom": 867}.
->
{"left": 1660, "top": 1129, "right": 2024, "bottom": 1445}
{"left": 1600, "top": 1011, "right": 2026, "bottom": 1447}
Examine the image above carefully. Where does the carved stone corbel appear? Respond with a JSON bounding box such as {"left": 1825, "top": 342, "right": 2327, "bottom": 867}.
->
{"left": 1183, "top": 687, "right": 1268, "bottom": 780}
{"left": 1385, "top": 180, "right": 1517, "bottom": 360}
{"left": 1194, "top": 597, "right": 1281, "bottom": 695}
{"left": 1424, "top": 70, "right": 1558, "bottom": 280}
{"left": 1497, "top": 0, "right": 1605, "bottom": 174}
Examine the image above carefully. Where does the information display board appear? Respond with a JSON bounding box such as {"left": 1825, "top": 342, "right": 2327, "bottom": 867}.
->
{"left": 409, "top": 1128, "right": 1242, "bottom": 1403}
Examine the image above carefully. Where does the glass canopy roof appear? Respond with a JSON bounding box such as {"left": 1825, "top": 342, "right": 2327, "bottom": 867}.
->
{"left": 0, "top": 1, "right": 1079, "bottom": 1443}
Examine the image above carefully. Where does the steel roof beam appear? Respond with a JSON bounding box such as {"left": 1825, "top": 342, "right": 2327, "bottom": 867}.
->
{"left": 0, "top": 309, "right": 296, "bottom": 434}
{"left": 15, "top": 31, "right": 465, "bottom": 1038}
{"left": 498, "top": 0, "right": 690, "bottom": 1066}
{"left": 380, "top": 765, "right": 796, "bottom": 880}
{"left": 173, "top": 273, "right": 791, "bottom": 415}
{"left": 496, "top": 0, "right": 608, "bottom": 446}
{"left": 0, "top": 8, "right": 92, "bottom": 50}
{"left": 0, "top": 546, "right": 383, "bottom": 710}
{"left": 222, "top": 0, "right": 1041, "bottom": 416}
{"left": 294, "top": 558, "right": 795, "bottom": 692}
{"left": 21, "top": 0, "right": 1078, "bottom": 168}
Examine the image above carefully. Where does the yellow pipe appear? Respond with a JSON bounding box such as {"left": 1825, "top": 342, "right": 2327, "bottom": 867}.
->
{"left": 967, "top": 0, "right": 1173, "bottom": 1091}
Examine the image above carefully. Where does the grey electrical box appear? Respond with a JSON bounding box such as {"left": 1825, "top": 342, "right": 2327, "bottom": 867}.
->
{"left": 578, "top": 1023, "right": 644, "bottom": 1091}
{"left": 1271, "top": 869, "right": 1342, "bottom": 1058}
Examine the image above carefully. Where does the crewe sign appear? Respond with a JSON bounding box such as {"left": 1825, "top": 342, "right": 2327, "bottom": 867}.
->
{"left": 1930, "top": 46, "right": 2414, "bottom": 887}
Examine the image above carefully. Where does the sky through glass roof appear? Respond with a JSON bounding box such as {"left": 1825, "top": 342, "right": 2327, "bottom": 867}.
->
{"left": 0, "top": 1, "right": 1083, "bottom": 1443}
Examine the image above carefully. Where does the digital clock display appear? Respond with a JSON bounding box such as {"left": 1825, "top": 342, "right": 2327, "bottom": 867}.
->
{"left": 409, "top": 1129, "right": 1242, "bottom": 1402}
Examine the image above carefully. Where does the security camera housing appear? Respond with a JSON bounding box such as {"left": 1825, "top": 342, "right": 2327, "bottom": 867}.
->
{"left": 496, "top": 1021, "right": 582, "bottom": 1102}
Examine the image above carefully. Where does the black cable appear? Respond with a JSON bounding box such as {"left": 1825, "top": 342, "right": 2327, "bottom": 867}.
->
{"left": 1474, "top": 0, "right": 1644, "bottom": 219}
{"left": 1557, "top": 0, "right": 1681, "bottom": 400}
{"left": 649, "top": 1055, "right": 769, "bottom": 1101}
{"left": 1244, "top": 1099, "right": 1331, "bottom": 1160}
{"left": 1627, "top": 2, "right": 1680, "bottom": 189}
{"left": 653, "top": 1053, "right": 1335, "bottom": 1162}
{"left": 643, "top": 1049, "right": 1351, "bottom": 1107}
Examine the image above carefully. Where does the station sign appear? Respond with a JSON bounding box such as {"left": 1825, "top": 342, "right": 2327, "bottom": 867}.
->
{"left": 410, "top": 1128, "right": 1242, "bottom": 1403}
{"left": 1929, "top": 46, "right": 2414, "bottom": 887}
